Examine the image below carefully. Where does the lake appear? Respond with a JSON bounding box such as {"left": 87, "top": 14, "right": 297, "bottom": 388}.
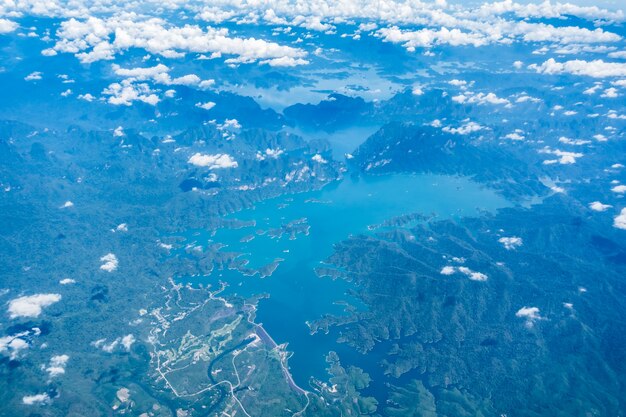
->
{"left": 180, "top": 173, "right": 509, "bottom": 388}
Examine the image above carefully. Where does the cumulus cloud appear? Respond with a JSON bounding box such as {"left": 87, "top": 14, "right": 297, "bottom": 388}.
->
{"left": 442, "top": 121, "right": 484, "bottom": 135}
{"left": 51, "top": 17, "right": 308, "bottom": 66}
{"left": 498, "top": 236, "right": 523, "bottom": 250}
{"left": 376, "top": 16, "right": 620, "bottom": 53}
{"left": 24, "top": 71, "right": 42, "bottom": 81}
{"left": 260, "top": 56, "right": 310, "bottom": 67}
{"left": 439, "top": 265, "right": 488, "bottom": 281}
{"left": 0, "top": 333, "right": 31, "bottom": 360}
{"left": 589, "top": 201, "right": 612, "bottom": 212}
{"left": 558, "top": 137, "right": 590, "bottom": 146}
{"left": 601, "top": 87, "right": 619, "bottom": 98}
{"left": 188, "top": 153, "right": 238, "bottom": 169}
{"left": 530, "top": 58, "right": 626, "bottom": 78}
{"left": 311, "top": 154, "right": 328, "bottom": 164}
{"left": 512, "top": 22, "right": 620, "bottom": 44}
{"left": 102, "top": 80, "right": 159, "bottom": 106}
{"left": 93, "top": 334, "right": 135, "bottom": 353}
{"left": 195, "top": 101, "right": 216, "bottom": 110}
{"left": 59, "top": 278, "right": 76, "bottom": 285}
{"left": 614, "top": 208, "right": 626, "bottom": 230}
{"left": 78, "top": 93, "right": 95, "bottom": 102}
{"left": 471, "top": 0, "right": 624, "bottom": 22}
{"left": 458, "top": 266, "right": 488, "bottom": 281}
{"left": 504, "top": 131, "right": 524, "bottom": 140}
{"left": 0, "top": 18, "right": 18, "bottom": 33}
{"left": 46, "top": 354, "right": 69, "bottom": 378}
{"left": 8, "top": 294, "right": 62, "bottom": 318}
{"left": 452, "top": 91, "right": 510, "bottom": 105}
{"left": 611, "top": 185, "right": 626, "bottom": 194}
{"left": 111, "top": 63, "right": 207, "bottom": 87}
{"left": 22, "top": 394, "right": 50, "bottom": 405}
{"left": 540, "top": 148, "right": 583, "bottom": 164}
{"left": 515, "top": 306, "right": 542, "bottom": 328}
{"left": 440, "top": 266, "right": 455, "bottom": 275}
{"left": 256, "top": 148, "right": 284, "bottom": 160}
{"left": 100, "top": 253, "right": 118, "bottom": 272}
{"left": 378, "top": 26, "right": 489, "bottom": 50}
{"left": 121, "top": 334, "right": 135, "bottom": 351}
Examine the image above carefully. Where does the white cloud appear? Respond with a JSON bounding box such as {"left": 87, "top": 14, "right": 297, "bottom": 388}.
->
{"left": 498, "top": 236, "right": 523, "bottom": 250}
{"left": 0, "top": 333, "right": 30, "bottom": 360}
{"left": 46, "top": 354, "right": 69, "bottom": 378}
{"left": 8, "top": 294, "right": 62, "bottom": 318}
{"left": 259, "top": 56, "right": 310, "bottom": 67}
{"left": 558, "top": 137, "right": 590, "bottom": 146}
{"left": 515, "top": 306, "right": 542, "bottom": 328}
{"left": 41, "top": 48, "right": 57, "bottom": 56}
{"left": 22, "top": 394, "right": 50, "bottom": 405}
{"left": 472, "top": 0, "right": 624, "bottom": 22}
{"left": 458, "top": 266, "right": 488, "bottom": 281}
{"left": 540, "top": 148, "right": 583, "bottom": 165}
{"left": 614, "top": 208, "right": 626, "bottom": 230}
{"left": 111, "top": 63, "right": 205, "bottom": 87}
{"left": 504, "top": 132, "right": 524, "bottom": 141}
{"left": 440, "top": 266, "right": 455, "bottom": 275}
{"left": 52, "top": 17, "right": 307, "bottom": 66}
{"left": 60, "top": 200, "right": 74, "bottom": 208}
{"left": 100, "top": 253, "right": 118, "bottom": 272}
{"left": 515, "top": 95, "right": 540, "bottom": 103}
{"left": 583, "top": 84, "right": 602, "bottom": 95}
{"left": 195, "top": 101, "right": 216, "bottom": 110}
{"left": 513, "top": 22, "right": 620, "bottom": 44}
{"left": 441, "top": 265, "right": 487, "bottom": 281}
{"left": 601, "top": 87, "right": 619, "bottom": 98}
{"left": 530, "top": 58, "right": 626, "bottom": 78}
{"left": 59, "top": 278, "right": 76, "bottom": 285}
{"left": 188, "top": 153, "right": 238, "bottom": 169}
{"left": 78, "top": 93, "right": 95, "bottom": 102}
{"left": 452, "top": 92, "right": 509, "bottom": 106}
{"left": 94, "top": 334, "right": 134, "bottom": 352}
{"left": 589, "top": 201, "right": 612, "bottom": 212}
{"left": 24, "top": 71, "right": 42, "bottom": 81}
{"left": 311, "top": 154, "right": 327, "bottom": 164}
{"left": 112, "top": 63, "right": 170, "bottom": 80}
{"left": 378, "top": 26, "right": 489, "bottom": 50}
{"left": 102, "top": 80, "right": 159, "bottom": 106}
{"left": 121, "top": 334, "right": 135, "bottom": 351}
{"left": 411, "top": 86, "right": 424, "bottom": 96}
{"left": 442, "top": 121, "right": 483, "bottom": 135}
{"left": 611, "top": 185, "right": 626, "bottom": 194}
{"left": 449, "top": 79, "right": 467, "bottom": 87}
{"left": 293, "top": 15, "right": 333, "bottom": 32}
{"left": 256, "top": 148, "right": 284, "bottom": 160}
{"left": 220, "top": 119, "right": 241, "bottom": 130}
{"left": 0, "top": 18, "right": 18, "bottom": 33}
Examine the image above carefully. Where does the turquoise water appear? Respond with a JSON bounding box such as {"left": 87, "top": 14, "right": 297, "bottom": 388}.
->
{"left": 181, "top": 173, "right": 509, "bottom": 387}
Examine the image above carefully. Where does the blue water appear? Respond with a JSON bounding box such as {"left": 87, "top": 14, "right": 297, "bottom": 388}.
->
{"left": 180, "top": 173, "right": 509, "bottom": 388}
